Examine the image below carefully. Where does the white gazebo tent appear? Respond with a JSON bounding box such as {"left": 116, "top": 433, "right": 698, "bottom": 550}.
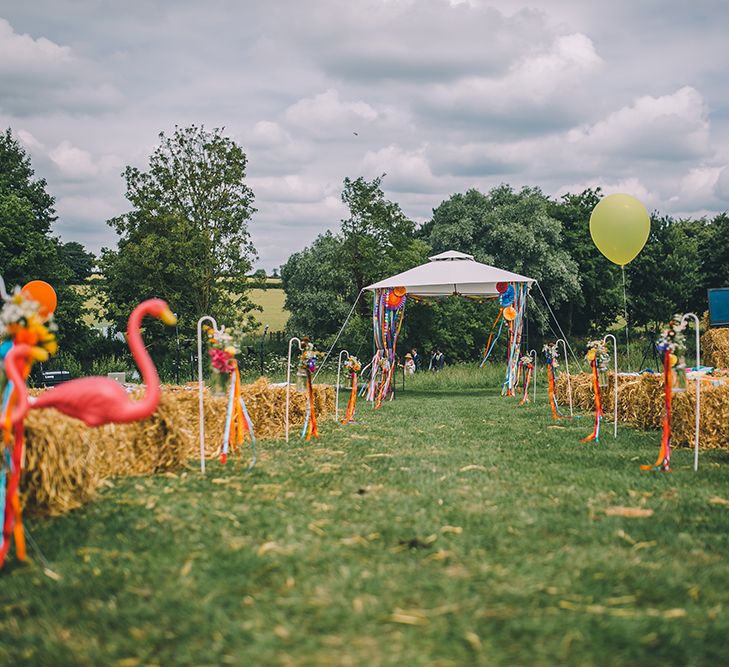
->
{"left": 365, "top": 250, "right": 534, "bottom": 297}
{"left": 361, "top": 250, "right": 535, "bottom": 405}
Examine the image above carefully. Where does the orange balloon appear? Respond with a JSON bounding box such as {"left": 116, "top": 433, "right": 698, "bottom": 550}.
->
{"left": 503, "top": 306, "right": 517, "bottom": 321}
{"left": 22, "top": 280, "right": 57, "bottom": 319}
{"left": 393, "top": 286, "right": 406, "bottom": 297}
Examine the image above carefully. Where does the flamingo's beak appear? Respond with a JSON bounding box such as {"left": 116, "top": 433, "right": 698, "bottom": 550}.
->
{"left": 30, "top": 346, "right": 49, "bottom": 362}
{"left": 159, "top": 307, "right": 177, "bottom": 326}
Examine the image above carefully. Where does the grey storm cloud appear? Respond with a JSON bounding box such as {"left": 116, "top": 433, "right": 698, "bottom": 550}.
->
{"left": 0, "top": 0, "right": 728, "bottom": 270}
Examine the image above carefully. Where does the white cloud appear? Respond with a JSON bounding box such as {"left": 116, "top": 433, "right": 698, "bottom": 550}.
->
{"left": 361, "top": 145, "right": 442, "bottom": 193}
{"left": 49, "top": 141, "right": 99, "bottom": 180}
{"left": 714, "top": 166, "right": 729, "bottom": 203}
{"left": 247, "top": 175, "right": 332, "bottom": 204}
{"left": 556, "top": 177, "right": 655, "bottom": 206}
{"left": 1, "top": 2, "right": 728, "bottom": 270}
{"left": 0, "top": 17, "right": 72, "bottom": 71}
{"left": 669, "top": 167, "right": 724, "bottom": 211}
{"left": 0, "top": 17, "right": 122, "bottom": 116}
{"left": 284, "top": 89, "right": 380, "bottom": 136}
{"left": 567, "top": 86, "right": 711, "bottom": 161}
{"left": 424, "top": 33, "right": 602, "bottom": 124}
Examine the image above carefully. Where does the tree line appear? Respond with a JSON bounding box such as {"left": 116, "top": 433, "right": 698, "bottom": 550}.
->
{"left": 2, "top": 125, "right": 728, "bottom": 377}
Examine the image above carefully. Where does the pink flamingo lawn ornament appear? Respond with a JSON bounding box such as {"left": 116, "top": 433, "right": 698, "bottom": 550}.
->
{"left": 30, "top": 298, "right": 177, "bottom": 426}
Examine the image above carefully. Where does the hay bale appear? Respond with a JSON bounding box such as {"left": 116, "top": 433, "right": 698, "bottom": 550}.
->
{"left": 20, "top": 379, "right": 335, "bottom": 516}
{"left": 672, "top": 381, "right": 729, "bottom": 449}
{"left": 555, "top": 372, "right": 594, "bottom": 412}
{"left": 702, "top": 328, "right": 729, "bottom": 369}
{"left": 557, "top": 370, "right": 729, "bottom": 449}
{"left": 556, "top": 372, "right": 665, "bottom": 429}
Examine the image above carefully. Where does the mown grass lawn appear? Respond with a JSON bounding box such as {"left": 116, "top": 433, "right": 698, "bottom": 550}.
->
{"left": 2, "top": 366, "right": 729, "bottom": 666}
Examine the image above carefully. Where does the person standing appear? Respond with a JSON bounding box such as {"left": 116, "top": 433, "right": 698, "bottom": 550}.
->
{"left": 404, "top": 353, "right": 415, "bottom": 375}
{"left": 411, "top": 348, "right": 421, "bottom": 371}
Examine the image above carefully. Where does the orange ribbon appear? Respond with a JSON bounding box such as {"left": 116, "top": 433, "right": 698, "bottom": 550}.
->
{"left": 581, "top": 359, "right": 603, "bottom": 443}
{"left": 342, "top": 372, "right": 357, "bottom": 424}
{"left": 642, "top": 349, "right": 672, "bottom": 471}
{"left": 305, "top": 369, "right": 319, "bottom": 441}
{"left": 547, "top": 363, "right": 561, "bottom": 419}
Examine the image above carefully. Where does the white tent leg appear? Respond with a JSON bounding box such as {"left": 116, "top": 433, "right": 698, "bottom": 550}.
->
{"left": 679, "top": 313, "right": 701, "bottom": 471}
{"left": 556, "top": 338, "right": 573, "bottom": 417}
{"left": 286, "top": 337, "right": 303, "bottom": 443}
{"left": 335, "top": 350, "right": 350, "bottom": 421}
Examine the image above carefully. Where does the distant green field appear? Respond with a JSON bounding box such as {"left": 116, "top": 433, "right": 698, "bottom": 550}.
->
{"left": 249, "top": 287, "right": 289, "bottom": 332}
{"left": 75, "top": 279, "right": 289, "bottom": 333}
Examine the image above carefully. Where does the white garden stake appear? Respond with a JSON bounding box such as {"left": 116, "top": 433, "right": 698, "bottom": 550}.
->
{"left": 679, "top": 312, "right": 701, "bottom": 471}
{"left": 602, "top": 334, "right": 619, "bottom": 438}
{"left": 335, "top": 349, "right": 350, "bottom": 421}
{"left": 285, "top": 337, "right": 304, "bottom": 442}
{"left": 555, "top": 338, "right": 573, "bottom": 417}
{"left": 197, "top": 315, "right": 220, "bottom": 474}
{"left": 528, "top": 348, "right": 537, "bottom": 403}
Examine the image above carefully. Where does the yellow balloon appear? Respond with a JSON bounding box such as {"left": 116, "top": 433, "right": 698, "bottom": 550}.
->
{"left": 589, "top": 194, "right": 650, "bottom": 266}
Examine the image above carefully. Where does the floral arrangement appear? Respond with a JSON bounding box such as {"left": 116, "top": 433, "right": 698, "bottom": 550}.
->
{"left": 344, "top": 355, "right": 361, "bottom": 374}
{"left": 0, "top": 288, "right": 57, "bottom": 356}
{"left": 542, "top": 342, "right": 559, "bottom": 366}
{"left": 299, "top": 337, "right": 320, "bottom": 374}
{"left": 205, "top": 325, "right": 239, "bottom": 373}
{"left": 585, "top": 339, "right": 610, "bottom": 372}
{"left": 519, "top": 354, "right": 533, "bottom": 367}
{"left": 656, "top": 315, "right": 687, "bottom": 356}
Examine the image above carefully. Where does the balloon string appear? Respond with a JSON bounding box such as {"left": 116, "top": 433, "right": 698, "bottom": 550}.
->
{"left": 621, "top": 265, "right": 630, "bottom": 366}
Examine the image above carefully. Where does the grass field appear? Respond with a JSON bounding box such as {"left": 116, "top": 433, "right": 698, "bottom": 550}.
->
{"left": 249, "top": 287, "right": 289, "bottom": 332}
{"left": 75, "top": 280, "right": 289, "bottom": 333}
{"left": 3, "top": 366, "right": 729, "bottom": 666}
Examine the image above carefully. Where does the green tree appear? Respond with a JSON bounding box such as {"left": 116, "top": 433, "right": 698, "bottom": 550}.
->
{"left": 424, "top": 185, "right": 580, "bottom": 333}
{"left": 60, "top": 241, "right": 96, "bottom": 281}
{"left": 627, "top": 215, "right": 702, "bottom": 328}
{"left": 281, "top": 176, "right": 429, "bottom": 352}
{"left": 700, "top": 212, "right": 729, "bottom": 291}
{"left": 548, "top": 189, "right": 622, "bottom": 335}
{"left": 100, "top": 125, "right": 258, "bottom": 351}
{"left": 0, "top": 128, "right": 90, "bottom": 361}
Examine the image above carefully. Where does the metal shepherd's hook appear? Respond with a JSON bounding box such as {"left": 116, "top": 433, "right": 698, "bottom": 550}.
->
{"left": 603, "top": 333, "right": 619, "bottom": 438}
{"left": 679, "top": 313, "right": 701, "bottom": 472}
{"left": 197, "top": 315, "right": 219, "bottom": 474}
{"left": 528, "top": 348, "right": 537, "bottom": 403}
{"left": 285, "top": 337, "right": 304, "bottom": 442}
{"left": 335, "top": 349, "right": 350, "bottom": 422}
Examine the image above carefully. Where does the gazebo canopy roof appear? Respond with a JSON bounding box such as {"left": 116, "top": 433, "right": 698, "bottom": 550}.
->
{"left": 365, "top": 250, "right": 535, "bottom": 297}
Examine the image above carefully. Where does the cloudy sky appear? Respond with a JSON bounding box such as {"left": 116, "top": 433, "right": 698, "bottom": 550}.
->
{"left": 2, "top": 0, "right": 728, "bottom": 270}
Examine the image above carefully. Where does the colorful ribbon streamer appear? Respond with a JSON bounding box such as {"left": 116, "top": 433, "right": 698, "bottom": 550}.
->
{"left": 546, "top": 356, "right": 562, "bottom": 419}
{"left": 220, "top": 362, "right": 256, "bottom": 465}
{"left": 366, "top": 289, "right": 406, "bottom": 408}
{"left": 301, "top": 367, "right": 319, "bottom": 441}
{"left": 342, "top": 372, "right": 358, "bottom": 424}
{"left": 501, "top": 283, "right": 529, "bottom": 396}
{"left": 0, "top": 365, "right": 30, "bottom": 568}
{"left": 641, "top": 349, "right": 672, "bottom": 472}
{"left": 581, "top": 358, "right": 603, "bottom": 443}
{"left": 480, "top": 308, "right": 504, "bottom": 366}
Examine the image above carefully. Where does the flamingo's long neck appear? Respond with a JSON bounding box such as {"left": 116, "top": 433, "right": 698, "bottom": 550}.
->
{"left": 4, "top": 345, "right": 30, "bottom": 426}
{"left": 124, "top": 303, "right": 161, "bottom": 420}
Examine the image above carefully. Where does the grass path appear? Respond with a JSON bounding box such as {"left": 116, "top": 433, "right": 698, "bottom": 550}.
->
{"left": 3, "top": 367, "right": 729, "bottom": 666}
